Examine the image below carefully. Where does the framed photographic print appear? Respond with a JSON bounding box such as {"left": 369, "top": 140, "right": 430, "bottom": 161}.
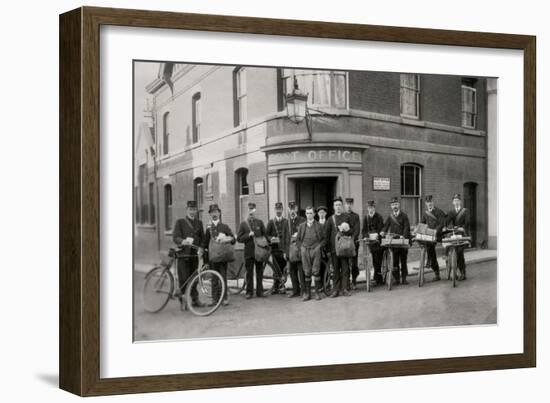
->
{"left": 59, "top": 6, "right": 536, "bottom": 396}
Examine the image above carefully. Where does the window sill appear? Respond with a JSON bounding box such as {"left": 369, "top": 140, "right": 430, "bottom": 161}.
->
{"left": 462, "top": 127, "right": 484, "bottom": 136}
{"left": 136, "top": 224, "right": 157, "bottom": 231}
{"left": 401, "top": 116, "right": 424, "bottom": 127}
{"left": 164, "top": 230, "right": 173, "bottom": 236}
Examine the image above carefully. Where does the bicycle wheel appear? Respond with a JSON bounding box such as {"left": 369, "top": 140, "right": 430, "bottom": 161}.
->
{"left": 418, "top": 247, "right": 426, "bottom": 287}
{"left": 385, "top": 250, "right": 394, "bottom": 291}
{"left": 323, "top": 262, "right": 334, "bottom": 297}
{"left": 186, "top": 269, "right": 225, "bottom": 316}
{"left": 449, "top": 248, "right": 458, "bottom": 288}
{"left": 227, "top": 261, "right": 246, "bottom": 295}
{"left": 141, "top": 266, "right": 174, "bottom": 313}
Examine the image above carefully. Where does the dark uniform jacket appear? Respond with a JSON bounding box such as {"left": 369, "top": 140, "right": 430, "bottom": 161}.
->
{"left": 172, "top": 216, "right": 205, "bottom": 257}
{"left": 446, "top": 207, "right": 471, "bottom": 235}
{"left": 382, "top": 210, "right": 411, "bottom": 238}
{"left": 421, "top": 206, "right": 446, "bottom": 240}
{"left": 362, "top": 212, "right": 384, "bottom": 251}
{"left": 202, "top": 221, "right": 236, "bottom": 263}
{"left": 348, "top": 211, "right": 361, "bottom": 241}
{"left": 325, "top": 212, "right": 354, "bottom": 253}
{"left": 266, "top": 216, "right": 290, "bottom": 253}
{"left": 287, "top": 215, "right": 306, "bottom": 255}
{"left": 296, "top": 220, "right": 326, "bottom": 250}
{"left": 237, "top": 217, "right": 267, "bottom": 259}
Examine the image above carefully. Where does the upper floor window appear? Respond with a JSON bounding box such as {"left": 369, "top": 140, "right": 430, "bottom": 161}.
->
{"left": 400, "top": 74, "right": 420, "bottom": 119}
{"left": 461, "top": 79, "right": 477, "bottom": 129}
{"left": 280, "top": 69, "right": 347, "bottom": 109}
{"left": 192, "top": 92, "right": 201, "bottom": 143}
{"left": 148, "top": 182, "right": 155, "bottom": 225}
{"left": 162, "top": 111, "right": 170, "bottom": 155}
{"left": 164, "top": 184, "right": 172, "bottom": 230}
{"left": 233, "top": 67, "right": 247, "bottom": 127}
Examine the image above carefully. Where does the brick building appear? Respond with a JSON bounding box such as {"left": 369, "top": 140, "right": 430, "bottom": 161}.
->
{"left": 134, "top": 62, "right": 496, "bottom": 264}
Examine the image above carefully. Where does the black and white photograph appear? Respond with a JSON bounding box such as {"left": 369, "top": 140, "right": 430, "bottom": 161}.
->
{"left": 133, "top": 61, "right": 498, "bottom": 341}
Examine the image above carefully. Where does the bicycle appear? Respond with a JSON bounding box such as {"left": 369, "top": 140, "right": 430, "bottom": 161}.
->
{"left": 226, "top": 250, "right": 288, "bottom": 296}
{"left": 441, "top": 227, "right": 471, "bottom": 288}
{"left": 141, "top": 245, "right": 225, "bottom": 316}
{"left": 412, "top": 226, "right": 438, "bottom": 287}
{"left": 359, "top": 235, "right": 380, "bottom": 293}
{"left": 380, "top": 232, "right": 410, "bottom": 291}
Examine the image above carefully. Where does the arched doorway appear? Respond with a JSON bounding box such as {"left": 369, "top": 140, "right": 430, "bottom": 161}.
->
{"left": 463, "top": 182, "right": 478, "bottom": 246}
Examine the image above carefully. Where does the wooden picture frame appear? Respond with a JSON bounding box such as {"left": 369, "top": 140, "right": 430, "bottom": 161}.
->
{"left": 59, "top": 6, "right": 536, "bottom": 396}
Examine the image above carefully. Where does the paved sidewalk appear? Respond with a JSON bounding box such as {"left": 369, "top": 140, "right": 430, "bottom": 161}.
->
{"left": 134, "top": 248, "right": 497, "bottom": 278}
{"left": 387, "top": 248, "right": 496, "bottom": 277}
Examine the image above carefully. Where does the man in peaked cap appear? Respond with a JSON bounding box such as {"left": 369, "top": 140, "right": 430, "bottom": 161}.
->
{"left": 286, "top": 200, "right": 306, "bottom": 297}
{"left": 381, "top": 197, "right": 411, "bottom": 285}
{"left": 266, "top": 202, "right": 290, "bottom": 294}
{"left": 445, "top": 193, "right": 471, "bottom": 280}
{"left": 325, "top": 196, "right": 355, "bottom": 297}
{"left": 202, "top": 204, "right": 236, "bottom": 306}
{"left": 237, "top": 202, "right": 268, "bottom": 298}
{"left": 344, "top": 197, "right": 361, "bottom": 290}
{"left": 362, "top": 200, "right": 385, "bottom": 285}
{"left": 172, "top": 200, "right": 205, "bottom": 309}
{"left": 420, "top": 195, "right": 447, "bottom": 282}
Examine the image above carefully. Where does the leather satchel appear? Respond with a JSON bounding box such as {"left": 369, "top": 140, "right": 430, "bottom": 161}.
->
{"left": 208, "top": 239, "right": 235, "bottom": 263}
{"left": 247, "top": 219, "right": 271, "bottom": 262}
{"left": 333, "top": 216, "right": 356, "bottom": 257}
{"left": 253, "top": 236, "right": 271, "bottom": 262}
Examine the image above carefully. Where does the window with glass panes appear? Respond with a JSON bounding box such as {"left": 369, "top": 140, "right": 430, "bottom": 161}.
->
{"left": 162, "top": 111, "right": 170, "bottom": 155}
{"left": 164, "top": 184, "right": 172, "bottom": 230}
{"left": 400, "top": 164, "right": 422, "bottom": 225}
{"left": 192, "top": 92, "right": 201, "bottom": 143}
{"left": 235, "top": 168, "right": 249, "bottom": 228}
{"left": 233, "top": 67, "right": 247, "bottom": 126}
{"left": 280, "top": 69, "right": 347, "bottom": 108}
{"left": 461, "top": 82, "right": 477, "bottom": 128}
{"left": 148, "top": 182, "right": 155, "bottom": 225}
{"left": 400, "top": 74, "right": 420, "bottom": 118}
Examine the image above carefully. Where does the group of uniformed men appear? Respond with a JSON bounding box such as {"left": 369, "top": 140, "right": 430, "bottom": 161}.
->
{"left": 172, "top": 193, "right": 471, "bottom": 308}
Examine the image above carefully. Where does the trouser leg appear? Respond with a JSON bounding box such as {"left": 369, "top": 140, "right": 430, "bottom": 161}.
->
{"left": 400, "top": 249, "right": 408, "bottom": 281}
{"left": 351, "top": 253, "right": 359, "bottom": 287}
{"left": 178, "top": 257, "right": 198, "bottom": 302}
{"left": 301, "top": 247, "right": 313, "bottom": 278}
{"left": 289, "top": 261, "right": 301, "bottom": 295}
{"left": 255, "top": 260, "right": 265, "bottom": 296}
{"left": 372, "top": 249, "right": 383, "bottom": 284}
{"left": 245, "top": 257, "right": 255, "bottom": 296}
{"left": 271, "top": 251, "right": 286, "bottom": 291}
{"left": 457, "top": 246, "right": 466, "bottom": 277}
{"left": 427, "top": 244, "right": 440, "bottom": 275}
{"left": 391, "top": 249, "right": 401, "bottom": 282}
{"left": 340, "top": 257, "right": 350, "bottom": 292}
{"left": 331, "top": 254, "right": 341, "bottom": 294}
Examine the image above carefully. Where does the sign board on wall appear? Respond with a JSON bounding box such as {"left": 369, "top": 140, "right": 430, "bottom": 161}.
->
{"left": 254, "top": 180, "right": 265, "bottom": 195}
{"left": 373, "top": 176, "right": 391, "bottom": 191}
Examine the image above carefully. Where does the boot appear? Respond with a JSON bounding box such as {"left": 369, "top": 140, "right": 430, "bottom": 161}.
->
{"left": 302, "top": 279, "right": 311, "bottom": 301}
{"left": 432, "top": 270, "right": 441, "bottom": 282}
{"left": 314, "top": 278, "right": 322, "bottom": 301}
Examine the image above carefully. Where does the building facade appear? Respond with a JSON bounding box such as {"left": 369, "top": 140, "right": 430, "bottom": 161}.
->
{"left": 134, "top": 63, "right": 496, "bottom": 264}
